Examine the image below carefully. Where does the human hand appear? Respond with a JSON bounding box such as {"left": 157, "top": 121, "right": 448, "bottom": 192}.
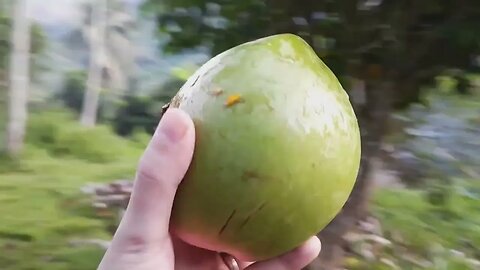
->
{"left": 97, "top": 108, "right": 321, "bottom": 270}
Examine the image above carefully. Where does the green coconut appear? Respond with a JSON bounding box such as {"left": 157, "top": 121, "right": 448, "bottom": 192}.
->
{"left": 166, "top": 33, "right": 361, "bottom": 261}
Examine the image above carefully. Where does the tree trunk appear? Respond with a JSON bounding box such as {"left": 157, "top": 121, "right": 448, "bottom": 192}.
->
{"left": 305, "top": 79, "right": 392, "bottom": 270}
{"left": 80, "top": 0, "right": 107, "bottom": 127}
{"left": 5, "top": 0, "right": 31, "bottom": 157}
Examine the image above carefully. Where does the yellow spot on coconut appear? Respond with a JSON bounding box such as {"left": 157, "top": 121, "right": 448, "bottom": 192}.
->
{"left": 225, "top": 94, "right": 243, "bottom": 107}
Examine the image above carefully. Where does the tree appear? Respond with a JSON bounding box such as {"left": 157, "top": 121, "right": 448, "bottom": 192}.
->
{"left": 79, "top": 0, "right": 137, "bottom": 127}
{"left": 142, "top": 0, "right": 480, "bottom": 268}
{"left": 1, "top": 1, "right": 46, "bottom": 156}
{"left": 0, "top": 8, "right": 45, "bottom": 83}
{"left": 5, "top": 0, "right": 31, "bottom": 157}
{"left": 80, "top": 0, "right": 108, "bottom": 127}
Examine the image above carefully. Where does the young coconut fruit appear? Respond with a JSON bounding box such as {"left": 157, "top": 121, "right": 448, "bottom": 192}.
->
{"left": 165, "top": 33, "right": 361, "bottom": 262}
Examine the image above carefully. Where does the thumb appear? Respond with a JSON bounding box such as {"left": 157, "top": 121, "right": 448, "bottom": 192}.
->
{"left": 106, "top": 108, "right": 195, "bottom": 255}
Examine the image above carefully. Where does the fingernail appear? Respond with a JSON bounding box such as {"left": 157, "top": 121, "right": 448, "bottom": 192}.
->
{"left": 157, "top": 109, "right": 189, "bottom": 142}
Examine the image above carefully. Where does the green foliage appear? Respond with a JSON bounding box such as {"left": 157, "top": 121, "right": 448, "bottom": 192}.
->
{"left": 112, "top": 95, "right": 159, "bottom": 136}
{"left": 2, "top": 105, "right": 478, "bottom": 269}
{"left": 53, "top": 125, "right": 131, "bottom": 163}
{"left": 55, "top": 70, "right": 110, "bottom": 122}
{"left": 129, "top": 128, "right": 153, "bottom": 147}
{"left": 25, "top": 110, "right": 74, "bottom": 148}
{"left": 371, "top": 179, "right": 480, "bottom": 268}
{"left": 0, "top": 14, "right": 9, "bottom": 69}
{"left": 56, "top": 71, "right": 88, "bottom": 114}
{"left": 53, "top": 68, "right": 185, "bottom": 138}
{"left": 30, "top": 23, "right": 47, "bottom": 54}
{"left": 0, "top": 110, "right": 146, "bottom": 270}
{"left": 0, "top": 12, "right": 47, "bottom": 70}
{"left": 345, "top": 179, "right": 480, "bottom": 269}
{"left": 154, "top": 76, "right": 186, "bottom": 103}
{"left": 144, "top": 0, "right": 480, "bottom": 107}
{"left": 112, "top": 77, "right": 184, "bottom": 136}
{"left": 354, "top": 87, "right": 480, "bottom": 269}
{"left": 26, "top": 110, "right": 138, "bottom": 163}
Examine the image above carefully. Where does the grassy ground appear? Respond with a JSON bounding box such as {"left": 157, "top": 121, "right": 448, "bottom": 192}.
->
{"left": 0, "top": 111, "right": 147, "bottom": 270}
{"left": 368, "top": 182, "right": 480, "bottom": 269}
{"left": 1, "top": 109, "right": 479, "bottom": 269}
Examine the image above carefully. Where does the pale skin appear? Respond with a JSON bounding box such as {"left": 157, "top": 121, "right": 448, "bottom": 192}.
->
{"left": 97, "top": 108, "right": 322, "bottom": 270}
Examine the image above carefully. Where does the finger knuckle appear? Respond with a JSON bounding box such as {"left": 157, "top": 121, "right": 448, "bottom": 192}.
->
{"left": 120, "top": 234, "right": 150, "bottom": 255}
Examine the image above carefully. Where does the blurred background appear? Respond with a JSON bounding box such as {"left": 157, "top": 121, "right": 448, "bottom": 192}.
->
{"left": 0, "top": 0, "right": 479, "bottom": 269}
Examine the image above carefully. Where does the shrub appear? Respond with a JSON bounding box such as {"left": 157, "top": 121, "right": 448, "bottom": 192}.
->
{"left": 56, "top": 70, "right": 87, "bottom": 114}
{"left": 26, "top": 110, "right": 136, "bottom": 163}
{"left": 111, "top": 78, "right": 184, "bottom": 136}
{"left": 129, "top": 128, "right": 151, "bottom": 149}
{"left": 53, "top": 125, "right": 130, "bottom": 163}
{"left": 26, "top": 110, "right": 75, "bottom": 149}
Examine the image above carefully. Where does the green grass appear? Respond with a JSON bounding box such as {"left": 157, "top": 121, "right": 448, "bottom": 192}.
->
{"left": 0, "top": 110, "right": 147, "bottom": 270}
{"left": 350, "top": 180, "right": 480, "bottom": 270}
{"left": 1, "top": 108, "right": 480, "bottom": 269}
{"left": 374, "top": 182, "right": 480, "bottom": 255}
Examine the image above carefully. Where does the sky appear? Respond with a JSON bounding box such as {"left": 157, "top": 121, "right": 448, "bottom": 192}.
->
{"left": 28, "top": 0, "right": 82, "bottom": 25}
{"left": 28, "top": 0, "right": 144, "bottom": 26}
